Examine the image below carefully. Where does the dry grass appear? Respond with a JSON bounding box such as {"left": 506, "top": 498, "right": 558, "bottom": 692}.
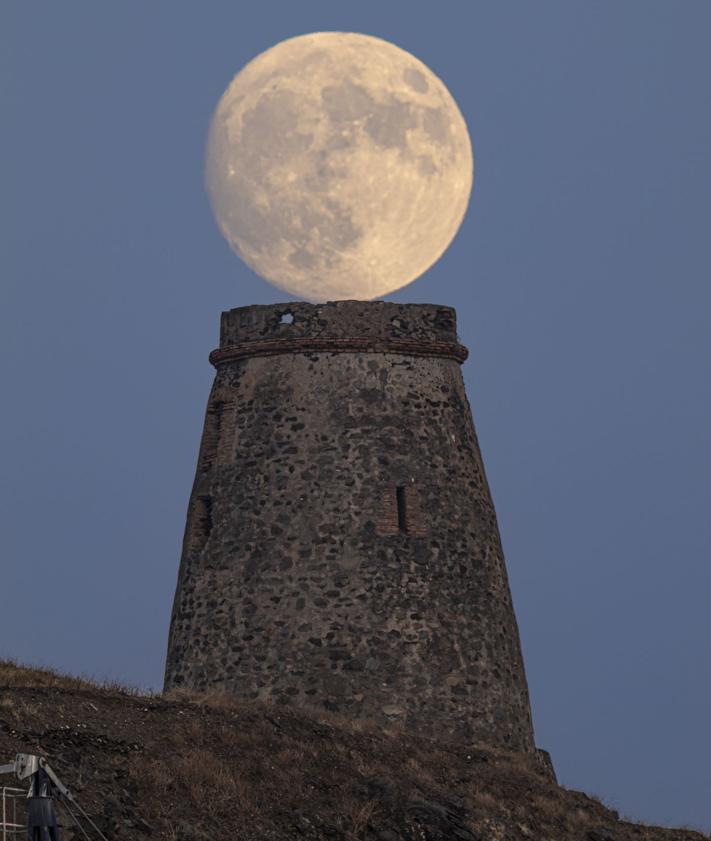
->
{"left": 0, "top": 658, "right": 150, "bottom": 696}
{"left": 345, "top": 798, "right": 382, "bottom": 839}
{"left": 1, "top": 660, "right": 709, "bottom": 841}
{"left": 163, "top": 685, "right": 251, "bottom": 711}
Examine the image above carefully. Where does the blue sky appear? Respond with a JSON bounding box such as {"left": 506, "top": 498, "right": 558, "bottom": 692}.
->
{"left": 2, "top": 1, "right": 710, "bottom": 831}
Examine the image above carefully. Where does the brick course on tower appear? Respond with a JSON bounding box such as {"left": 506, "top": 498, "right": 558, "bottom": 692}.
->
{"left": 165, "top": 300, "right": 535, "bottom": 753}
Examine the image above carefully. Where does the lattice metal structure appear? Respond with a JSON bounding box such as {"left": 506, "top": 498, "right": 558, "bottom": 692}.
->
{"left": 1, "top": 787, "right": 25, "bottom": 841}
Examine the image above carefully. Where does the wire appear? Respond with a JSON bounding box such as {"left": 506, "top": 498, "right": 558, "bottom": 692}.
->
{"left": 61, "top": 799, "right": 93, "bottom": 841}
{"left": 62, "top": 796, "right": 110, "bottom": 841}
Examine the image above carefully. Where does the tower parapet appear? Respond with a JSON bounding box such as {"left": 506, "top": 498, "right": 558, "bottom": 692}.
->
{"left": 165, "top": 300, "right": 535, "bottom": 752}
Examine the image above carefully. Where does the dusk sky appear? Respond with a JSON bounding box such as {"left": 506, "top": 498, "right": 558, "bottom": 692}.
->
{"left": 2, "top": 2, "right": 709, "bottom": 831}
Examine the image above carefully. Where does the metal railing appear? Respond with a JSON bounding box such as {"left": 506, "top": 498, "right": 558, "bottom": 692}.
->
{"left": 1, "top": 787, "right": 25, "bottom": 840}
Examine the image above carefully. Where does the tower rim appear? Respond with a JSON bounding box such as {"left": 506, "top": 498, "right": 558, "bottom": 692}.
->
{"left": 209, "top": 335, "right": 469, "bottom": 367}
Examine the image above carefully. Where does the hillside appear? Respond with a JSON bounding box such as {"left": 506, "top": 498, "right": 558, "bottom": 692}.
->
{"left": 0, "top": 660, "right": 706, "bottom": 841}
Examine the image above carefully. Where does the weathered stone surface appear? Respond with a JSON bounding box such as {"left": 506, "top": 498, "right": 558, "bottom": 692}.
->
{"left": 164, "top": 300, "right": 535, "bottom": 753}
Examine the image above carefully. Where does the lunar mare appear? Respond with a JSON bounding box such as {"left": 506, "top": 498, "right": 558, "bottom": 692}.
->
{"left": 206, "top": 32, "right": 473, "bottom": 301}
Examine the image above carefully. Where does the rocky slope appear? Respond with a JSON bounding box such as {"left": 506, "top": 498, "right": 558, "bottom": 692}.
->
{"left": 0, "top": 661, "right": 706, "bottom": 841}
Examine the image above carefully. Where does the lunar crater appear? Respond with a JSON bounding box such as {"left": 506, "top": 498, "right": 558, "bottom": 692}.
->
{"left": 206, "top": 32, "right": 473, "bottom": 301}
{"left": 404, "top": 67, "right": 429, "bottom": 93}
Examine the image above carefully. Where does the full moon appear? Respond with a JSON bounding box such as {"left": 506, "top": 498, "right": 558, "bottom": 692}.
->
{"left": 206, "top": 32, "right": 473, "bottom": 302}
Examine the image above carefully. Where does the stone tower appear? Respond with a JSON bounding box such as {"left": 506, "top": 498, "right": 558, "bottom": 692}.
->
{"left": 165, "top": 300, "right": 535, "bottom": 753}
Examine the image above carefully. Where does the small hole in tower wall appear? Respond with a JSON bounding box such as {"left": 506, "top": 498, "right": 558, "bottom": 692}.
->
{"left": 280, "top": 312, "right": 294, "bottom": 324}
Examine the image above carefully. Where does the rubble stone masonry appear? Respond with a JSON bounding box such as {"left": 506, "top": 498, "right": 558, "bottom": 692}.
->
{"left": 165, "top": 300, "right": 535, "bottom": 753}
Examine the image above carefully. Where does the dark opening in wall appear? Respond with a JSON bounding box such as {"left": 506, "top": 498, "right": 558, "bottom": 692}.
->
{"left": 201, "top": 401, "right": 224, "bottom": 471}
{"left": 213, "top": 401, "right": 225, "bottom": 444}
{"left": 376, "top": 484, "right": 425, "bottom": 537}
{"left": 201, "top": 393, "right": 236, "bottom": 470}
{"left": 192, "top": 495, "right": 213, "bottom": 551}
{"left": 396, "top": 486, "right": 407, "bottom": 533}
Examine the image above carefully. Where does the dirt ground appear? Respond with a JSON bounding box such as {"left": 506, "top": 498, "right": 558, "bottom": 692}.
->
{"left": 0, "top": 660, "right": 706, "bottom": 841}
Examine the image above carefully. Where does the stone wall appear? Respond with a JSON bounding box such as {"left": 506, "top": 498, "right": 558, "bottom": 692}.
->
{"left": 165, "top": 301, "right": 535, "bottom": 753}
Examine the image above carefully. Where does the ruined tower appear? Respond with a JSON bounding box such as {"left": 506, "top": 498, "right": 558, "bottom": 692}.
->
{"left": 165, "top": 300, "right": 535, "bottom": 753}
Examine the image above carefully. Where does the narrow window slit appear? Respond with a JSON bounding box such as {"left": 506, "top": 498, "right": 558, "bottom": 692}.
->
{"left": 201, "top": 400, "right": 224, "bottom": 471}
{"left": 201, "top": 395, "right": 236, "bottom": 470}
{"left": 214, "top": 401, "right": 224, "bottom": 433}
{"left": 396, "top": 486, "right": 407, "bottom": 533}
{"left": 192, "top": 495, "right": 213, "bottom": 550}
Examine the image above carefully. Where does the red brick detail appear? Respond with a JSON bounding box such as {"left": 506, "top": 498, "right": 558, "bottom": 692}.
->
{"left": 215, "top": 395, "right": 236, "bottom": 466}
{"left": 404, "top": 485, "right": 427, "bottom": 538}
{"left": 376, "top": 485, "right": 427, "bottom": 537}
{"left": 376, "top": 487, "right": 400, "bottom": 536}
{"left": 189, "top": 495, "right": 213, "bottom": 551}
{"left": 198, "top": 389, "right": 237, "bottom": 471}
{"left": 209, "top": 336, "right": 468, "bottom": 367}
